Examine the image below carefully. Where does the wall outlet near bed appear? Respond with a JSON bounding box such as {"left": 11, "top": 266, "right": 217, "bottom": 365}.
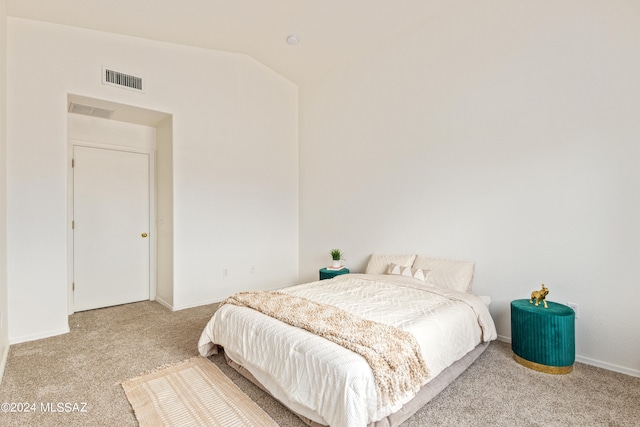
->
{"left": 567, "top": 302, "right": 579, "bottom": 319}
{"left": 222, "top": 268, "right": 229, "bottom": 278}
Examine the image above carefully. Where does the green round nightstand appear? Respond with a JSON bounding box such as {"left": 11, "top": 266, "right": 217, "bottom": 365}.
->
{"left": 319, "top": 267, "right": 349, "bottom": 280}
{"left": 511, "top": 299, "right": 575, "bottom": 374}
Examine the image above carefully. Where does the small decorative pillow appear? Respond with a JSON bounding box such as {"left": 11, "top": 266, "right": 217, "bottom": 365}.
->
{"left": 412, "top": 256, "right": 475, "bottom": 293}
{"left": 365, "top": 254, "right": 417, "bottom": 274}
{"left": 387, "top": 263, "right": 429, "bottom": 281}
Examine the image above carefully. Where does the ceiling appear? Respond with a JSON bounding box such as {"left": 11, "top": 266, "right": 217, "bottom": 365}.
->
{"left": 7, "top": 0, "right": 459, "bottom": 86}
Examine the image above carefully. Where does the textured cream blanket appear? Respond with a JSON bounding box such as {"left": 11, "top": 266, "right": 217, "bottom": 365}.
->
{"left": 222, "top": 291, "right": 429, "bottom": 406}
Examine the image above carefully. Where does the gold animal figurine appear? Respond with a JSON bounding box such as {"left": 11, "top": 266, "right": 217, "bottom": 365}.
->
{"left": 530, "top": 284, "right": 549, "bottom": 308}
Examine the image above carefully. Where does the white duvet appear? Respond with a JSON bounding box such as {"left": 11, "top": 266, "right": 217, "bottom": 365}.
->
{"left": 198, "top": 274, "right": 497, "bottom": 427}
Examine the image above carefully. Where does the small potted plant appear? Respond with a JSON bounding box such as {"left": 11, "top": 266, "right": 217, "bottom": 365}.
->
{"left": 330, "top": 249, "right": 344, "bottom": 268}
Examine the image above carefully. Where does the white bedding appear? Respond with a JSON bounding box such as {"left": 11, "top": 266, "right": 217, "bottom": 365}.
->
{"left": 198, "top": 273, "right": 497, "bottom": 427}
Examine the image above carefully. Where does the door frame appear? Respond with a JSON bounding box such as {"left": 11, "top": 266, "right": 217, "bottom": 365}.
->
{"left": 67, "top": 139, "right": 157, "bottom": 315}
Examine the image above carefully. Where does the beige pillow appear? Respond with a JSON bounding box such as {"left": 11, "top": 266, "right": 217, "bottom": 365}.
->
{"left": 365, "top": 254, "right": 417, "bottom": 274}
{"left": 387, "top": 263, "right": 429, "bottom": 281}
{"left": 412, "top": 256, "right": 475, "bottom": 293}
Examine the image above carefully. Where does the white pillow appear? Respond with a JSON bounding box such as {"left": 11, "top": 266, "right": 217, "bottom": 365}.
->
{"left": 412, "top": 256, "right": 475, "bottom": 293}
{"left": 365, "top": 254, "right": 417, "bottom": 274}
{"left": 387, "top": 263, "right": 429, "bottom": 281}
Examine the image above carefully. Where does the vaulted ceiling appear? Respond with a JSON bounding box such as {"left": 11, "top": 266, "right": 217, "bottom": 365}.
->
{"left": 7, "top": 0, "right": 461, "bottom": 85}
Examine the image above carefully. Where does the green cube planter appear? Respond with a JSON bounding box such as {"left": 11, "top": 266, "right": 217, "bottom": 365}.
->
{"left": 511, "top": 299, "right": 575, "bottom": 374}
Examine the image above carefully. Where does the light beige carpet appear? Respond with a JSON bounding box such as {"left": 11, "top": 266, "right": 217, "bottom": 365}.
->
{"left": 1, "top": 301, "right": 639, "bottom": 426}
{"left": 122, "top": 356, "right": 278, "bottom": 427}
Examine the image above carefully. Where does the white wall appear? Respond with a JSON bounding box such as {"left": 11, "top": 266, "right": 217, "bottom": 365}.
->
{"left": 299, "top": 0, "right": 640, "bottom": 375}
{"left": 7, "top": 18, "right": 298, "bottom": 342}
{"left": 156, "top": 117, "right": 174, "bottom": 308}
{"left": 0, "top": 0, "right": 9, "bottom": 381}
{"left": 67, "top": 113, "right": 158, "bottom": 151}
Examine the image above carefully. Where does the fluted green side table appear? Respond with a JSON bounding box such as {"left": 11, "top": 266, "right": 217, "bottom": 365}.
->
{"left": 511, "top": 299, "right": 575, "bottom": 374}
{"left": 319, "top": 267, "right": 349, "bottom": 280}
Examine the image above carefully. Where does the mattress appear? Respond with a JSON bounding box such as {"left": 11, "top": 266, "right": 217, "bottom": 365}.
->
{"left": 198, "top": 273, "right": 497, "bottom": 427}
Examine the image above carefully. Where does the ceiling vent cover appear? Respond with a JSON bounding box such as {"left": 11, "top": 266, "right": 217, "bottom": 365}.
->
{"left": 68, "top": 102, "right": 114, "bottom": 119}
{"left": 102, "top": 67, "right": 145, "bottom": 93}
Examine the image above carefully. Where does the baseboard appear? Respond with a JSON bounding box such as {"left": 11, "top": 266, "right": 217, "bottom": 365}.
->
{"left": 172, "top": 298, "right": 221, "bottom": 311}
{"left": 495, "top": 334, "right": 639, "bottom": 377}
{"left": 155, "top": 296, "right": 220, "bottom": 312}
{"left": 9, "top": 327, "right": 70, "bottom": 345}
{"left": 0, "top": 342, "right": 9, "bottom": 386}
{"left": 575, "top": 355, "right": 640, "bottom": 378}
{"left": 497, "top": 334, "right": 511, "bottom": 343}
{"left": 154, "top": 296, "right": 175, "bottom": 311}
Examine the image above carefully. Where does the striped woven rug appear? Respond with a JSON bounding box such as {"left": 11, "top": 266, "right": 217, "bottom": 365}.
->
{"left": 122, "top": 356, "right": 278, "bottom": 427}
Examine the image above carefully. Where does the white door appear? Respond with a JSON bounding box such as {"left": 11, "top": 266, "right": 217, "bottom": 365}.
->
{"left": 73, "top": 146, "right": 150, "bottom": 311}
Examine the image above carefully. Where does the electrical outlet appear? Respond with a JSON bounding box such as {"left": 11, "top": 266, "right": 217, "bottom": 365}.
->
{"left": 250, "top": 265, "right": 256, "bottom": 274}
{"left": 222, "top": 268, "right": 229, "bottom": 278}
{"left": 567, "top": 302, "right": 579, "bottom": 319}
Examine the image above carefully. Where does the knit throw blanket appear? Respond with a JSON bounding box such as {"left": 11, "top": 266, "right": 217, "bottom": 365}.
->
{"left": 221, "top": 291, "right": 429, "bottom": 406}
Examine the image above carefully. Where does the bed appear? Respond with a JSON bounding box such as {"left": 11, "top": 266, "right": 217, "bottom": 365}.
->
{"left": 198, "top": 254, "right": 497, "bottom": 427}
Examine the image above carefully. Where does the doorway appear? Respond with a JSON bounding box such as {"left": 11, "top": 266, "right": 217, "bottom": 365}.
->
{"left": 72, "top": 146, "right": 150, "bottom": 311}
{"left": 67, "top": 94, "right": 173, "bottom": 314}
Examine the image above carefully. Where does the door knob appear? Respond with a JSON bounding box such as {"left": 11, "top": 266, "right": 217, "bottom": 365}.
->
{"left": 141, "top": 233, "right": 148, "bottom": 238}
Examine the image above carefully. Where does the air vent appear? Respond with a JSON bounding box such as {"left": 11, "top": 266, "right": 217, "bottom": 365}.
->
{"left": 102, "top": 67, "right": 145, "bottom": 93}
{"left": 68, "top": 102, "right": 114, "bottom": 119}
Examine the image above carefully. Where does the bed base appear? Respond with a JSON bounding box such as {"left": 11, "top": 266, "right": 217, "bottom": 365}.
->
{"left": 224, "top": 341, "right": 490, "bottom": 427}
